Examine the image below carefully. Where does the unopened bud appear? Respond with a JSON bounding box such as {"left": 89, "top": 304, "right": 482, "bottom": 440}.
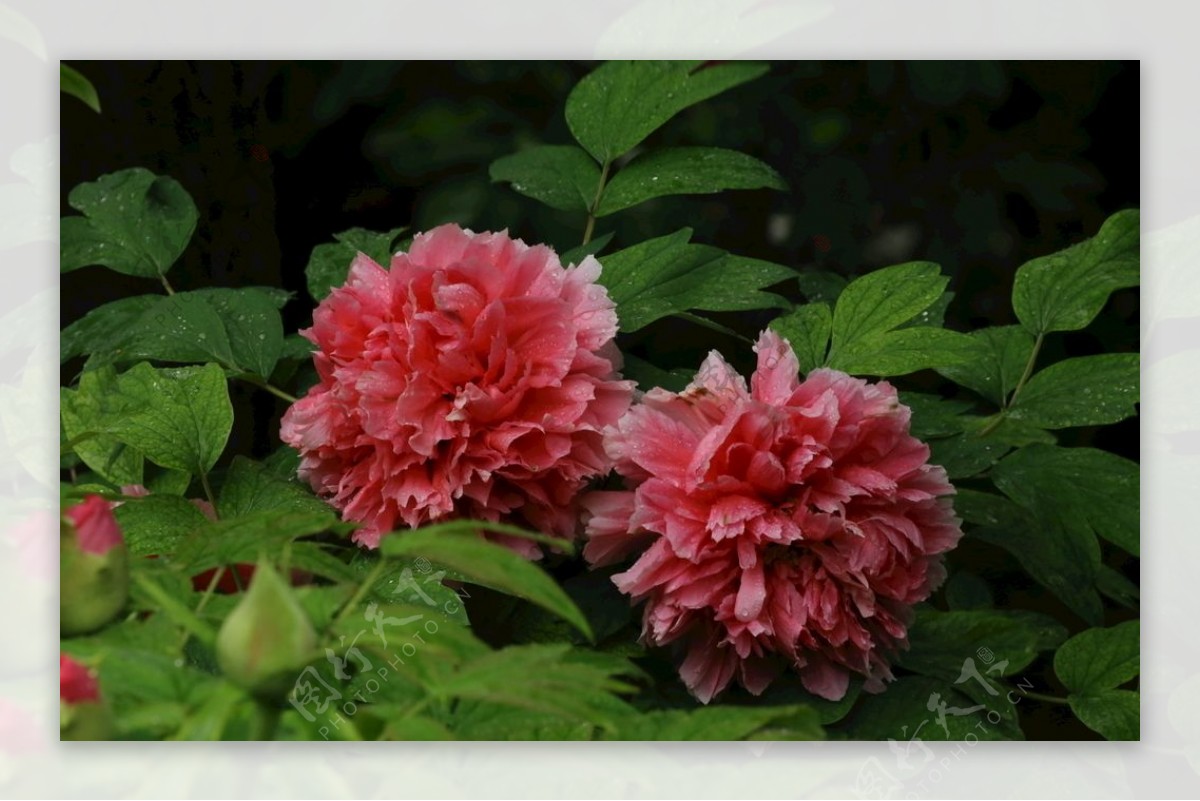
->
{"left": 60, "top": 653, "right": 113, "bottom": 740}
{"left": 61, "top": 496, "right": 129, "bottom": 636}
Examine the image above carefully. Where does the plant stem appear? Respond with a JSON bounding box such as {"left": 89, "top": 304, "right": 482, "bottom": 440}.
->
{"left": 198, "top": 471, "right": 219, "bottom": 517}
{"left": 235, "top": 372, "right": 299, "bottom": 404}
{"left": 159, "top": 273, "right": 176, "bottom": 295}
{"left": 1006, "top": 332, "right": 1045, "bottom": 408}
{"left": 329, "top": 558, "right": 387, "bottom": 635}
{"left": 581, "top": 160, "right": 611, "bottom": 246}
{"left": 1012, "top": 686, "right": 1070, "bottom": 706}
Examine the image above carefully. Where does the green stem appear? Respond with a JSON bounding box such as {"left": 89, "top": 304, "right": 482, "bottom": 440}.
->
{"left": 235, "top": 372, "right": 299, "bottom": 404}
{"left": 581, "top": 160, "right": 611, "bottom": 246}
{"left": 1011, "top": 686, "right": 1070, "bottom": 706}
{"left": 198, "top": 471, "right": 219, "bottom": 517}
{"left": 1006, "top": 332, "right": 1045, "bottom": 409}
{"left": 159, "top": 273, "right": 176, "bottom": 295}
{"left": 328, "top": 558, "right": 387, "bottom": 635}
{"left": 253, "top": 701, "right": 283, "bottom": 740}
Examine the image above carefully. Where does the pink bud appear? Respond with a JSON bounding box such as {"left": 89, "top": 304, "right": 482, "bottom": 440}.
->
{"left": 64, "top": 495, "right": 124, "bottom": 555}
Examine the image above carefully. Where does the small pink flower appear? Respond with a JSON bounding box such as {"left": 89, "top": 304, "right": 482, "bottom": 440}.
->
{"left": 59, "top": 654, "right": 100, "bottom": 705}
{"left": 64, "top": 495, "right": 124, "bottom": 555}
{"left": 281, "top": 224, "right": 633, "bottom": 552}
{"left": 584, "top": 330, "right": 962, "bottom": 703}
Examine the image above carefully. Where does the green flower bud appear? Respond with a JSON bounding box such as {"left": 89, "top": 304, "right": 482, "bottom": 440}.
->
{"left": 216, "top": 558, "right": 317, "bottom": 698}
{"left": 60, "top": 653, "right": 114, "bottom": 740}
{"left": 61, "top": 496, "right": 130, "bottom": 636}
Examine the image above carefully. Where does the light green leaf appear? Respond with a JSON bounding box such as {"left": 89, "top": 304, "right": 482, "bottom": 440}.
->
{"left": 991, "top": 444, "right": 1139, "bottom": 556}
{"left": 1012, "top": 209, "right": 1139, "bottom": 335}
{"left": 898, "top": 608, "right": 1067, "bottom": 681}
{"left": 61, "top": 366, "right": 146, "bottom": 486}
{"left": 829, "top": 327, "right": 975, "bottom": 376}
{"left": 61, "top": 168, "right": 198, "bottom": 279}
{"left": 937, "top": 325, "right": 1036, "bottom": 406}
{"left": 217, "top": 456, "right": 332, "bottom": 519}
{"left": 381, "top": 526, "right": 592, "bottom": 639}
{"left": 829, "top": 261, "right": 949, "bottom": 362}
{"left": 171, "top": 509, "right": 339, "bottom": 575}
{"left": 489, "top": 145, "right": 601, "bottom": 212}
{"left": 770, "top": 303, "right": 831, "bottom": 374}
{"left": 597, "top": 147, "right": 785, "bottom": 216}
{"left": 61, "top": 63, "right": 101, "bottom": 112}
{"left": 598, "top": 228, "right": 792, "bottom": 332}
{"left": 957, "top": 488, "right": 1103, "bottom": 624}
{"left": 566, "top": 60, "right": 768, "bottom": 163}
{"left": 1069, "top": 689, "right": 1139, "bottom": 740}
{"left": 1008, "top": 353, "right": 1139, "bottom": 429}
{"left": 113, "top": 493, "right": 210, "bottom": 556}
{"left": 61, "top": 295, "right": 160, "bottom": 364}
{"left": 108, "top": 362, "right": 234, "bottom": 475}
{"left": 1055, "top": 621, "right": 1139, "bottom": 695}
{"left": 306, "top": 226, "right": 407, "bottom": 301}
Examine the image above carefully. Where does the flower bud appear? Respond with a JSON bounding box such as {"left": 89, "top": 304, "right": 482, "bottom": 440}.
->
{"left": 61, "top": 495, "right": 130, "bottom": 636}
{"left": 215, "top": 558, "right": 317, "bottom": 698}
{"left": 60, "top": 653, "right": 113, "bottom": 740}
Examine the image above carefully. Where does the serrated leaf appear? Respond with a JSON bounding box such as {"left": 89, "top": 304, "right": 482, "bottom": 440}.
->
{"left": 1008, "top": 353, "right": 1139, "bottom": 429}
{"left": 1069, "top": 689, "right": 1139, "bottom": 740}
{"left": 991, "top": 444, "right": 1139, "bottom": 557}
{"left": 829, "top": 261, "right": 948, "bottom": 361}
{"left": 305, "top": 226, "right": 407, "bottom": 301}
{"left": 898, "top": 608, "right": 1067, "bottom": 682}
{"left": 1012, "top": 209, "right": 1139, "bottom": 335}
{"left": 598, "top": 228, "right": 792, "bottom": 332}
{"left": 61, "top": 63, "right": 101, "bottom": 112}
{"left": 381, "top": 525, "right": 592, "bottom": 639}
{"left": 565, "top": 60, "right": 768, "bottom": 164}
{"left": 597, "top": 147, "right": 785, "bottom": 216}
{"left": 61, "top": 168, "right": 198, "bottom": 280}
{"left": 112, "top": 493, "right": 210, "bottom": 556}
{"left": 830, "top": 327, "right": 975, "bottom": 376}
{"left": 770, "top": 303, "right": 831, "bottom": 374}
{"left": 489, "top": 145, "right": 600, "bottom": 212}
{"left": 937, "top": 325, "right": 1036, "bottom": 406}
{"left": 108, "top": 362, "right": 234, "bottom": 475}
{"left": 958, "top": 488, "right": 1104, "bottom": 624}
{"left": 1055, "top": 621, "right": 1139, "bottom": 695}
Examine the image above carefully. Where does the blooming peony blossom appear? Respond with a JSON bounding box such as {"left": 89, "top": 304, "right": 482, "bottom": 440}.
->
{"left": 281, "top": 224, "right": 633, "bottom": 553}
{"left": 583, "top": 330, "right": 962, "bottom": 703}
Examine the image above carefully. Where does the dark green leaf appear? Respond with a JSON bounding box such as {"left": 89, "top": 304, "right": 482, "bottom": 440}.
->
{"left": 898, "top": 608, "right": 1067, "bottom": 681}
{"left": 937, "top": 325, "right": 1036, "bottom": 406}
{"left": 795, "top": 269, "right": 847, "bottom": 305}
{"left": 61, "top": 295, "right": 159, "bottom": 364}
{"left": 841, "top": 676, "right": 1021, "bottom": 741}
{"left": 621, "top": 354, "right": 692, "bottom": 392}
{"left": 944, "top": 572, "right": 994, "bottom": 610}
{"left": 489, "top": 145, "right": 601, "bottom": 212}
{"left": 306, "top": 226, "right": 407, "bottom": 301}
{"left": 565, "top": 60, "right": 768, "bottom": 163}
{"left": 1054, "top": 621, "right": 1139, "bottom": 694}
{"left": 1012, "top": 209, "right": 1139, "bottom": 335}
{"left": 113, "top": 493, "right": 210, "bottom": 556}
{"left": 61, "top": 63, "right": 101, "bottom": 112}
{"left": 900, "top": 392, "right": 972, "bottom": 439}
{"left": 1008, "top": 354, "right": 1139, "bottom": 429}
{"left": 172, "top": 509, "right": 339, "bottom": 574}
{"left": 597, "top": 147, "right": 785, "bottom": 216}
{"left": 1069, "top": 689, "right": 1139, "bottom": 740}
{"left": 381, "top": 526, "right": 592, "bottom": 638}
{"left": 829, "top": 327, "right": 975, "bottom": 376}
{"left": 829, "top": 261, "right": 948, "bottom": 361}
{"left": 611, "top": 704, "right": 823, "bottom": 741}
{"left": 598, "top": 228, "right": 792, "bottom": 332}
{"left": 189, "top": 288, "right": 285, "bottom": 378}
{"left": 217, "top": 456, "right": 331, "bottom": 519}
{"left": 1096, "top": 565, "right": 1139, "bottom": 608}
{"left": 559, "top": 231, "right": 614, "bottom": 268}
{"left": 61, "top": 168, "right": 198, "bottom": 279}
{"left": 770, "top": 303, "right": 831, "bottom": 374}
{"left": 61, "top": 367, "right": 146, "bottom": 486}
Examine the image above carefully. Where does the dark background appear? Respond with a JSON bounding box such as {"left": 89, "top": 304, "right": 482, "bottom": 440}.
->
{"left": 60, "top": 61, "right": 1139, "bottom": 739}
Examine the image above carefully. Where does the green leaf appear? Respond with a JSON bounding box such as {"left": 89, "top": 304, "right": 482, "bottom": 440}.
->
{"left": 795, "top": 269, "right": 847, "bottom": 305}
{"left": 218, "top": 456, "right": 331, "bottom": 519}
{"left": 841, "top": 676, "right": 1021, "bottom": 741}
{"left": 565, "top": 60, "right": 768, "bottom": 164}
{"left": 937, "top": 325, "right": 1036, "bottom": 406}
{"left": 489, "top": 145, "right": 601, "bottom": 212}
{"left": 61, "top": 168, "right": 198, "bottom": 280}
{"left": 381, "top": 526, "right": 592, "bottom": 639}
{"left": 770, "top": 303, "right": 831, "bottom": 374}
{"left": 1096, "top": 565, "right": 1140, "bottom": 608}
{"left": 1069, "top": 689, "right": 1139, "bottom": 740}
{"left": 559, "top": 231, "right": 614, "bottom": 268}
{"left": 1008, "top": 353, "right": 1139, "bottom": 429}
{"left": 991, "top": 444, "right": 1139, "bottom": 557}
{"left": 944, "top": 572, "right": 994, "bottom": 611}
{"left": 98, "top": 292, "right": 236, "bottom": 368}
{"left": 958, "top": 488, "right": 1104, "bottom": 624}
{"left": 829, "top": 261, "right": 948, "bottom": 361}
{"left": 172, "top": 509, "right": 339, "bottom": 575}
{"left": 611, "top": 704, "right": 823, "bottom": 741}
{"left": 620, "top": 354, "right": 692, "bottom": 393}
{"left": 829, "top": 327, "right": 975, "bottom": 377}
{"left": 61, "top": 295, "right": 160, "bottom": 364}
{"left": 597, "top": 147, "right": 785, "bottom": 216}
{"left": 61, "top": 366, "right": 146, "bottom": 486}
{"left": 1055, "top": 621, "right": 1139, "bottom": 695}
{"left": 900, "top": 392, "right": 972, "bottom": 439}
{"left": 189, "top": 288, "right": 285, "bottom": 378}
{"left": 598, "top": 229, "right": 792, "bottom": 332}
{"left": 108, "top": 362, "right": 234, "bottom": 475}
{"left": 306, "top": 226, "right": 407, "bottom": 301}
{"left": 1012, "top": 209, "right": 1139, "bottom": 335}
{"left": 61, "top": 63, "right": 101, "bottom": 112}
{"left": 898, "top": 608, "right": 1067, "bottom": 681}
{"left": 113, "top": 493, "right": 210, "bottom": 556}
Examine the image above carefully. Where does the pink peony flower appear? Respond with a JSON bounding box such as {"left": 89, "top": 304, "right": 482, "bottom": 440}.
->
{"left": 584, "top": 330, "right": 962, "bottom": 703}
{"left": 281, "top": 224, "right": 633, "bottom": 553}
{"left": 59, "top": 653, "right": 100, "bottom": 704}
{"left": 63, "top": 495, "right": 123, "bottom": 555}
